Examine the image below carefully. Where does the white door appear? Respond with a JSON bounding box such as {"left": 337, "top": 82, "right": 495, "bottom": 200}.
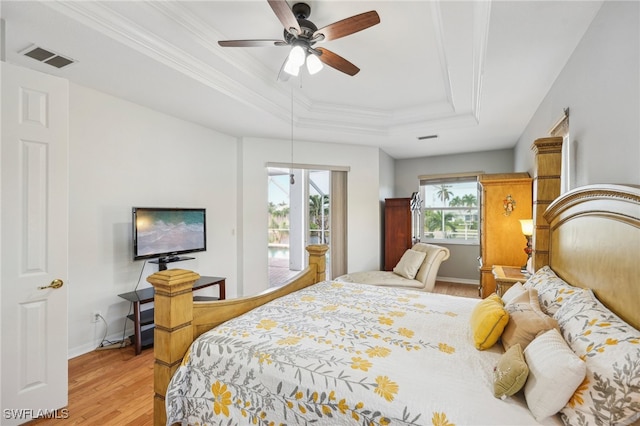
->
{"left": 1, "top": 62, "right": 69, "bottom": 424}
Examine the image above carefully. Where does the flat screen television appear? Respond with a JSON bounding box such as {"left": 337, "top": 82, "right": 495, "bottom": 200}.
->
{"left": 132, "top": 207, "right": 206, "bottom": 262}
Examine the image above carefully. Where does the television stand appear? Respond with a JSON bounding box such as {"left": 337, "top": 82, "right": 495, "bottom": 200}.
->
{"left": 149, "top": 256, "right": 195, "bottom": 271}
{"left": 118, "top": 275, "right": 225, "bottom": 355}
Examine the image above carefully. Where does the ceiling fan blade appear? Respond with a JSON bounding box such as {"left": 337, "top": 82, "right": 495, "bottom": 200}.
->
{"left": 313, "top": 11, "right": 380, "bottom": 42}
{"left": 316, "top": 48, "right": 360, "bottom": 76}
{"left": 267, "top": 0, "right": 301, "bottom": 35}
{"left": 218, "top": 39, "right": 287, "bottom": 47}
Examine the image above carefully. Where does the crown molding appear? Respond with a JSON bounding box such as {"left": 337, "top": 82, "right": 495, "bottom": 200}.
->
{"left": 472, "top": 0, "right": 492, "bottom": 123}
{"left": 45, "top": 0, "right": 292, "bottom": 122}
{"left": 43, "top": 0, "right": 491, "bottom": 137}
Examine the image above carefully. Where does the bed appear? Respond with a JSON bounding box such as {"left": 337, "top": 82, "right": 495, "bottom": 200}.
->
{"left": 148, "top": 183, "right": 640, "bottom": 426}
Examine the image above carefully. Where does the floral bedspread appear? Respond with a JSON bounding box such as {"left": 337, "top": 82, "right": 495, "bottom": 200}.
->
{"left": 166, "top": 281, "right": 557, "bottom": 426}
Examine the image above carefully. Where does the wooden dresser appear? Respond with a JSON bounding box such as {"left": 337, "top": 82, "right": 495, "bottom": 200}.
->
{"left": 384, "top": 198, "right": 413, "bottom": 271}
{"left": 478, "top": 173, "right": 532, "bottom": 297}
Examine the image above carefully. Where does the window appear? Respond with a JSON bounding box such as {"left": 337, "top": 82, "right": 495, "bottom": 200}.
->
{"left": 419, "top": 174, "right": 480, "bottom": 245}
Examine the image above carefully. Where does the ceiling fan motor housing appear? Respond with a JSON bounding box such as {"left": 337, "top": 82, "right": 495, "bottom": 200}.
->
{"left": 284, "top": 3, "right": 318, "bottom": 44}
{"left": 292, "top": 3, "right": 311, "bottom": 19}
{"left": 284, "top": 19, "right": 317, "bottom": 42}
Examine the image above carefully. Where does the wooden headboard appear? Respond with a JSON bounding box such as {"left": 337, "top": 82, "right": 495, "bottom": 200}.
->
{"left": 542, "top": 184, "right": 640, "bottom": 330}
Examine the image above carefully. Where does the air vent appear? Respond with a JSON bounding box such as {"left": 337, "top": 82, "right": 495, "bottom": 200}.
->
{"left": 21, "top": 45, "right": 75, "bottom": 69}
{"left": 417, "top": 134, "right": 438, "bottom": 141}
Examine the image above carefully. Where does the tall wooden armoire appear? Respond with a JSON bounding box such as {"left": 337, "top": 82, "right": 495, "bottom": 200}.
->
{"left": 384, "top": 198, "right": 413, "bottom": 271}
{"left": 478, "top": 173, "right": 532, "bottom": 297}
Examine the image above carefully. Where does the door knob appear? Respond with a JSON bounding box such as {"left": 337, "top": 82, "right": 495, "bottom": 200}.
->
{"left": 38, "top": 279, "right": 64, "bottom": 290}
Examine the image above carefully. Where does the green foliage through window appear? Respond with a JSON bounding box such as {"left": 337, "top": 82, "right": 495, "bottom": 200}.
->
{"left": 420, "top": 179, "right": 479, "bottom": 243}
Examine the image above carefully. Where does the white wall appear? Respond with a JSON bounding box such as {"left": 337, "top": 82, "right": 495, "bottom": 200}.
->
{"left": 68, "top": 84, "right": 238, "bottom": 357}
{"left": 515, "top": 1, "right": 640, "bottom": 186}
{"left": 65, "top": 85, "right": 383, "bottom": 357}
{"left": 239, "top": 138, "right": 381, "bottom": 296}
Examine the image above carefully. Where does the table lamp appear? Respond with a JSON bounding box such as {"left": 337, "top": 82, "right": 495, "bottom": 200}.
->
{"left": 520, "top": 219, "right": 533, "bottom": 272}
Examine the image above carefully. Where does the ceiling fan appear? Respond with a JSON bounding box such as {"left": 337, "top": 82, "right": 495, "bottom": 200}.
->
{"left": 218, "top": 0, "right": 380, "bottom": 78}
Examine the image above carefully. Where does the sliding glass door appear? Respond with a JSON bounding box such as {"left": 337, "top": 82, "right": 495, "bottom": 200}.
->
{"left": 267, "top": 167, "right": 331, "bottom": 287}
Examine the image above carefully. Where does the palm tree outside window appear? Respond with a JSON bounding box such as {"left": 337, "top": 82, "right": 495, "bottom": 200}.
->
{"left": 419, "top": 175, "right": 480, "bottom": 244}
{"left": 267, "top": 167, "right": 333, "bottom": 287}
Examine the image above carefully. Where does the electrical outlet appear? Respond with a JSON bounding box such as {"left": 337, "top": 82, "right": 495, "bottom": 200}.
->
{"left": 91, "top": 311, "right": 101, "bottom": 323}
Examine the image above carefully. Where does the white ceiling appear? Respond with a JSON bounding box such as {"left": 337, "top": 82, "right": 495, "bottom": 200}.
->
{"left": 1, "top": 1, "right": 603, "bottom": 159}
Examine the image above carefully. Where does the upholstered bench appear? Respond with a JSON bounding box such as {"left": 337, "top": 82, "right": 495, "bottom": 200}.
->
{"left": 335, "top": 243, "right": 450, "bottom": 292}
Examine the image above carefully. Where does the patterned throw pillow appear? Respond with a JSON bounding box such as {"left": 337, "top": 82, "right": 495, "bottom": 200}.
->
{"left": 554, "top": 290, "right": 640, "bottom": 426}
{"left": 523, "top": 266, "right": 583, "bottom": 315}
{"left": 493, "top": 343, "right": 529, "bottom": 399}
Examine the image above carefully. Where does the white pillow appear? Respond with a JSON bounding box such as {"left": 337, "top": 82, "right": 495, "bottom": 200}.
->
{"left": 393, "top": 249, "right": 427, "bottom": 280}
{"left": 501, "top": 281, "right": 526, "bottom": 304}
{"left": 523, "top": 328, "right": 587, "bottom": 421}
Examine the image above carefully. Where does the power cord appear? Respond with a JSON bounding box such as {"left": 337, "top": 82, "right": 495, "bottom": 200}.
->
{"left": 95, "top": 260, "right": 147, "bottom": 351}
{"left": 95, "top": 314, "right": 110, "bottom": 348}
{"left": 95, "top": 313, "right": 132, "bottom": 350}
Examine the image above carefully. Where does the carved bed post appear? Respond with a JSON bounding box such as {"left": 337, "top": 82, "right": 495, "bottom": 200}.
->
{"left": 531, "top": 137, "right": 563, "bottom": 271}
{"left": 147, "top": 245, "right": 328, "bottom": 425}
{"left": 147, "top": 269, "right": 200, "bottom": 426}
{"left": 306, "top": 244, "right": 328, "bottom": 282}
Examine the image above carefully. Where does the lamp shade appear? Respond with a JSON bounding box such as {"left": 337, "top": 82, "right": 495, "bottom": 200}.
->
{"left": 283, "top": 45, "right": 306, "bottom": 76}
{"left": 283, "top": 59, "right": 300, "bottom": 76}
{"left": 288, "top": 45, "right": 305, "bottom": 67}
{"left": 306, "top": 54, "right": 323, "bottom": 75}
{"left": 520, "top": 219, "right": 534, "bottom": 236}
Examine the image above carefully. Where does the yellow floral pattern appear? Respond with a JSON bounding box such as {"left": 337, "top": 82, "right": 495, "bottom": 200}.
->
{"left": 523, "top": 265, "right": 583, "bottom": 315}
{"left": 432, "top": 411, "right": 455, "bottom": 426}
{"left": 211, "top": 381, "right": 232, "bottom": 416}
{"left": 165, "top": 281, "right": 537, "bottom": 425}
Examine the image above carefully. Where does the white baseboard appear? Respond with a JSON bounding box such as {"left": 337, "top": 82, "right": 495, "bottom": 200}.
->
{"left": 68, "top": 328, "right": 133, "bottom": 359}
{"left": 437, "top": 276, "right": 479, "bottom": 286}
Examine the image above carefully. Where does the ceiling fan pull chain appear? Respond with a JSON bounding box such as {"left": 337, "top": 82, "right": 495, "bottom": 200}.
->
{"left": 290, "top": 85, "right": 295, "bottom": 185}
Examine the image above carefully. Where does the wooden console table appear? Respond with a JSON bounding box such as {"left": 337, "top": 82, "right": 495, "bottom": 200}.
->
{"left": 118, "top": 275, "right": 225, "bottom": 355}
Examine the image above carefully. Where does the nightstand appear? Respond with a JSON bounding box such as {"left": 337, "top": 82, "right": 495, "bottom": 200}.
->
{"left": 492, "top": 265, "right": 528, "bottom": 297}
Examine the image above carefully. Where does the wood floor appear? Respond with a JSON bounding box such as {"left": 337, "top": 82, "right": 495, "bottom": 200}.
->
{"left": 27, "top": 281, "right": 476, "bottom": 425}
{"left": 27, "top": 347, "right": 154, "bottom": 426}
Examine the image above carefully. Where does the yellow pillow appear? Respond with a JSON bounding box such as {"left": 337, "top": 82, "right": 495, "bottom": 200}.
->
{"left": 470, "top": 294, "right": 509, "bottom": 350}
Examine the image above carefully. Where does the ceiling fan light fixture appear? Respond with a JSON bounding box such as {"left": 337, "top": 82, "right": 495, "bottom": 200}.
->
{"left": 283, "top": 44, "right": 306, "bottom": 76}
{"left": 288, "top": 45, "right": 306, "bottom": 67}
{"left": 283, "top": 58, "right": 300, "bottom": 76}
{"left": 306, "top": 54, "right": 323, "bottom": 75}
